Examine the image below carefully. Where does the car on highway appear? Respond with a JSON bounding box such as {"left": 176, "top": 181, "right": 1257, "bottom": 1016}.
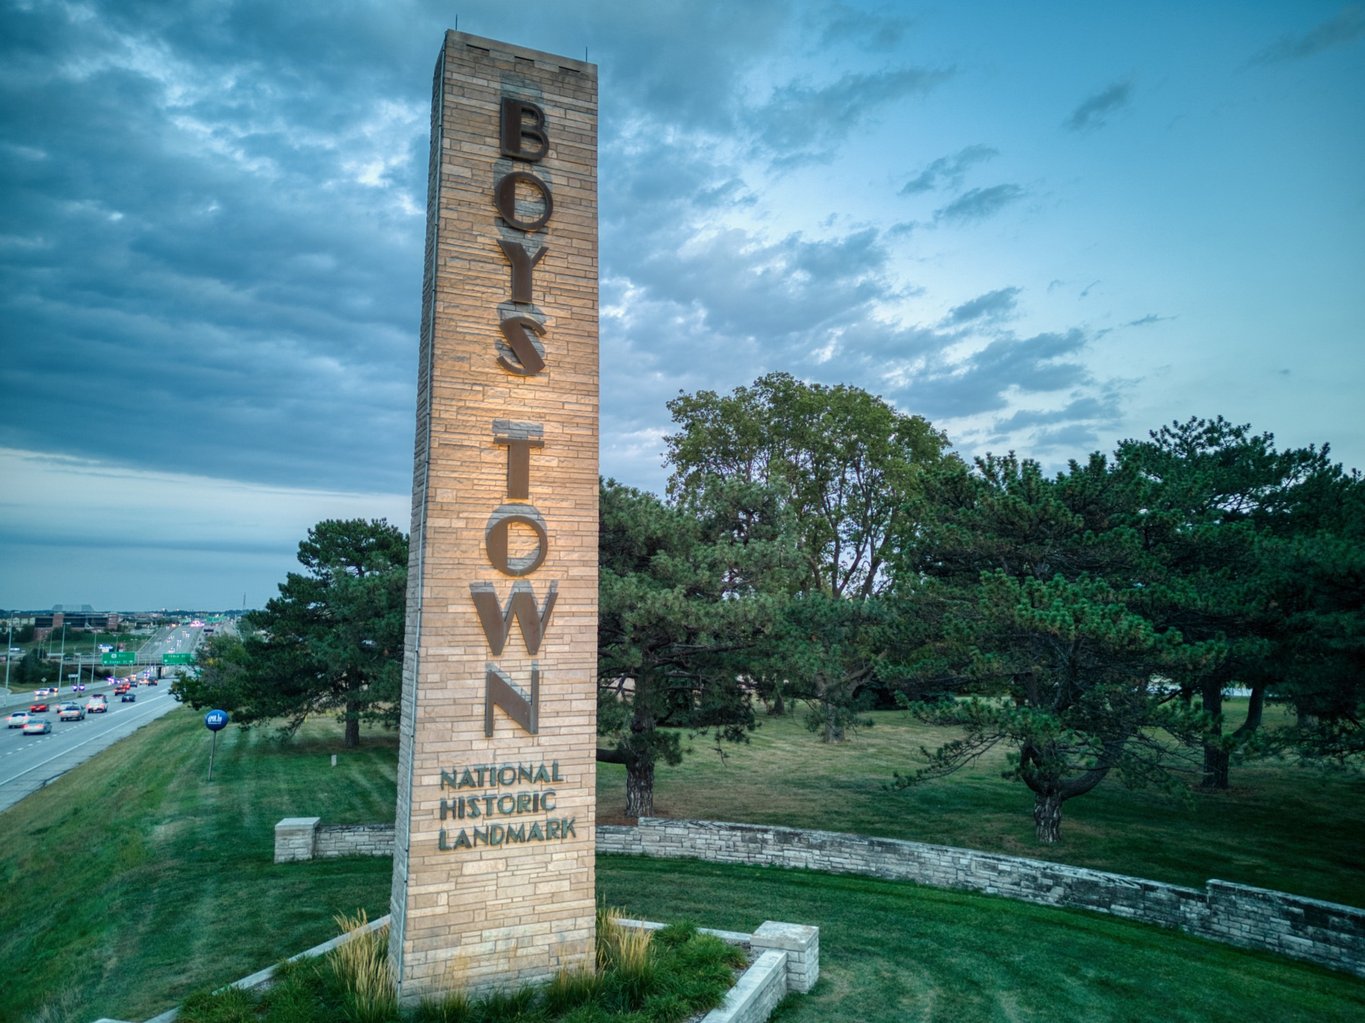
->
{"left": 121, "top": 691, "right": 137, "bottom": 703}
{"left": 58, "top": 703, "right": 85, "bottom": 721}
{"left": 6, "top": 710, "right": 31, "bottom": 728}
{"left": 29, "top": 702, "right": 50, "bottom": 713}
{"left": 85, "top": 697, "right": 108, "bottom": 714}
{"left": 34, "top": 686, "right": 58, "bottom": 697}
{"left": 22, "top": 718, "right": 53, "bottom": 735}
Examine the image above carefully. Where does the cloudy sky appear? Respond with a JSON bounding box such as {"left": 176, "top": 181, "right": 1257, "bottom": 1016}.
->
{"left": 2, "top": 0, "right": 1362, "bottom": 612}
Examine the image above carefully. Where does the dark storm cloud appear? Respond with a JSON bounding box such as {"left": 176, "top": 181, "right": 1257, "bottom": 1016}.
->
{"left": 819, "top": 3, "right": 912, "bottom": 50}
{"left": 0, "top": 0, "right": 428, "bottom": 492}
{"left": 1065, "top": 81, "right": 1132, "bottom": 133}
{"left": 0, "top": 0, "right": 1119, "bottom": 513}
{"left": 899, "top": 329, "right": 1092, "bottom": 421}
{"left": 584, "top": 0, "right": 796, "bottom": 132}
{"left": 944, "top": 287, "right": 1020, "bottom": 325}
{"left": 992, "top": 394, "right": 1123, "bottom": 433}
{"left": 900, "top": 145, "right": 998, "bottom": 195}
{"left": 1029, "top": 422, "right": 1105, "bottom": 455}
{"left": 753, "top": 67, "right": 952, "bottom": 168}
{"left": 1248, "top": 6, "right": 1365, "bottom": 64}
{"left": 0, "top": 0, "right": 864, "bottom": 501}
{"left": 934, "top": 184, "right": 1025, "bottom": 224}
{"left": 624, "top": 225, "right": 895, "bottom": 342}
{"left": 599, "top": 131, "right": 755, "bottom": 232}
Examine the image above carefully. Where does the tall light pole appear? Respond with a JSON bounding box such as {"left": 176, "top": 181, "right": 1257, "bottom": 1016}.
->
{"left": 3, "top": 619, "right": 12, "bottom": 698}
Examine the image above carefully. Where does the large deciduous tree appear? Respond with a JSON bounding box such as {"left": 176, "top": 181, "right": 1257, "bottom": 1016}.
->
{"left": 665, "top": 373, "right": 949, "bottom": 733}
{"left": 665, "top": 372, "right": 948, "bottom": 599}
{"left": 173, "top": 518, "right": 407, "bottom": 747}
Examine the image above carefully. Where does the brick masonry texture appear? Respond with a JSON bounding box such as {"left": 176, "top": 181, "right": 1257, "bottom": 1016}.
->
{"left": 286, "top": 816, "right": 1363, "bottom": 977}
{"left": 388, "top": 30, "right": 599, "bottom": 1005}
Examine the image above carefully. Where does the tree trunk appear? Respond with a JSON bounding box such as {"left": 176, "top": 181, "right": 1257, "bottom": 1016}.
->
{"left": 1034, "top": 791, "right": 1063, "bottom": 844}
{"left": 343, "top": 699, "right": 360, "bottom": 749}
{"left": 1236, "top": 685, "right": 1266, "bottom": 737}
{"left": 769, "top": 681, "right": 786, "bottom": 716}
{"left": 822, "top": 698, "right": 845, "bottom": 743}
{"left": 624, "top": 756, "right": 655, "bottom": 818}
{"left": 1201, "top": 682, "right": 1228, "bottom": 790}
{"left": 1202, "top": 744, "right": 1229, "bottom": 790}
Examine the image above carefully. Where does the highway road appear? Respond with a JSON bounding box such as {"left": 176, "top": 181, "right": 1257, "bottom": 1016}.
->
{"left": 0, "top": 683, "right": 183, "bottom": 812}
{"left": 0, "top": 621, "right": 225, "bottom": 813}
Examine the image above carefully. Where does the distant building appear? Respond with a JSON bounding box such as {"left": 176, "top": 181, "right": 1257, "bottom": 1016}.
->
{"left": 34, "top": 609, "right": 120, "bottom": 635}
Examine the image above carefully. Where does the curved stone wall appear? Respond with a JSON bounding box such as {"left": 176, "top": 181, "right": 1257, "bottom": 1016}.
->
{"left": 274, "top": 815, "right": 1364, "bottom": 978}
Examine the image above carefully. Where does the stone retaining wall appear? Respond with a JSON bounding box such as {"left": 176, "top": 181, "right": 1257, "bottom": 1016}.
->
{"left": 274, "top": 817, "right": 396, "bottom": 862}
{"left": 601, "top": 818, "right": 1364, "bottom": 979}
{"left": 274, "top": 816, "right": 1363, "bottom": 978}
{"left": 315, "top": 823, "right": 395, "bottom": 859}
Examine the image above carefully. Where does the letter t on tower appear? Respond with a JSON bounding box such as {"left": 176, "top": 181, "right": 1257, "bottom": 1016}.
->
{"left": 390, "top": 32, "right": 599, "bottom": 1005}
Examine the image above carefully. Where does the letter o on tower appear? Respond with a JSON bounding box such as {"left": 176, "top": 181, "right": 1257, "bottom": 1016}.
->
{"left": 485, "top": 503, "right": 549, "bottom": 576}
{"left": 493, "top": 171, "right": 553, "bottom": 232}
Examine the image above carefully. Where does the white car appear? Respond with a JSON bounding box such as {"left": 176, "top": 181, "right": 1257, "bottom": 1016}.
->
{"left": 6, "top": 710, "right": 31, "bottom": 728}
{"left": 58, "top": 703, "right": 86, "bottom": 722}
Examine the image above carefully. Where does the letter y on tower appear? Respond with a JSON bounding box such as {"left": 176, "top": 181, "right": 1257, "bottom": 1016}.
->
{"left": 389, "top": 32, "right": 598, "bottom": 1005}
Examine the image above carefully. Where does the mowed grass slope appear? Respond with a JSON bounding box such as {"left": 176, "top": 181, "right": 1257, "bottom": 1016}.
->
{"left": 1, "top": 700, "right": 1361, "bottom": 1021}
{"left": 0, "top": 709, "right": 394, "bottom": 1022}
{"left": 598, "top": 703, "right": 1365, "bottom": 908}
{"left": 598, "top": 857, "right": 1365, "bottom": 1023}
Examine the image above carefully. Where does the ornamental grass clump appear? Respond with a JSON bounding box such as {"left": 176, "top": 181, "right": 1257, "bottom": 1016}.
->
{"left": 177, "top": 909, "right": 741, "bottom": 1023}
{"left": 331, "top": 910, "right": 397, "bottom": 1023}
{"left": 542, "top": 967, "right": 604, "bottom": 1015}
{"left": 595, "top": 905, "right": 655, "bottom": 1007}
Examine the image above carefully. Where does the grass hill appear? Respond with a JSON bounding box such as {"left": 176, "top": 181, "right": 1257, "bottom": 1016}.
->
{"left": 0, "top": 704, "right": 1361, "bottom": 1022}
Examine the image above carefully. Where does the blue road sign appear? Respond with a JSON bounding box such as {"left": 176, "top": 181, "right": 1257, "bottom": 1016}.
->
{"left": 204, "top": 709, "right": 229, "bottom": 731}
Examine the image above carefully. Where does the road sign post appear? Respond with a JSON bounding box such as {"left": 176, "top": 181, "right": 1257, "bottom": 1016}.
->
{"left": 204, "top": 709, "right": 229, "bottom": 781}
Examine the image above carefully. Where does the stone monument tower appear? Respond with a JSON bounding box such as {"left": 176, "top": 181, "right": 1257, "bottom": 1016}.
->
{"left": 389, "top": 31, "right": 599, "bottom": 1004}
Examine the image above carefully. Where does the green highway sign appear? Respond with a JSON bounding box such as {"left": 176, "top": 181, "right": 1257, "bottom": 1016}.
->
{"left": 164, "top": 653, "right": 194, "bottom": 665}
{"left": 102, "top": 652, "right": 136, "bottom": 665}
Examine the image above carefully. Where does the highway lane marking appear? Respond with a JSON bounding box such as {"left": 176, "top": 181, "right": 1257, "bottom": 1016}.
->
{"left": 0, "top": 692, "right": 179, "bottom": 787}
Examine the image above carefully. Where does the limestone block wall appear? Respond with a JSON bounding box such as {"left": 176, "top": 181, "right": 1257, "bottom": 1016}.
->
{"left": 600, "top": 818, "right": 1364, "bottom": 978}
{"left": 276, "top": 816, "right": 1364, "bottom": 978}
{"left": 273, "top": 817, "right": 321, "bottom": 863}
{"left": 314, "top": 823, "right": 397, "bottom": 860}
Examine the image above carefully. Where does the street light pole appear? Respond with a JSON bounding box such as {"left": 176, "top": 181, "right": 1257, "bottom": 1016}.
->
{"left": 3, "top": 619, "right": 12, "bottom": 698}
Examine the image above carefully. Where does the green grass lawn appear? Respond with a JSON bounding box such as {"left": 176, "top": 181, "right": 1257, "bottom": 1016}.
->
{"left": 0, "top": 710, "right": 395, "bottom": 1023}
{"left": 1, "top": 703, "right": 1361, "bottom": 1022}
{"left": 598, "top": 857, "right": 1365, "bottom": 1023}
{"left": 598, "top": 703, "right": 1365, "bottom": 907}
